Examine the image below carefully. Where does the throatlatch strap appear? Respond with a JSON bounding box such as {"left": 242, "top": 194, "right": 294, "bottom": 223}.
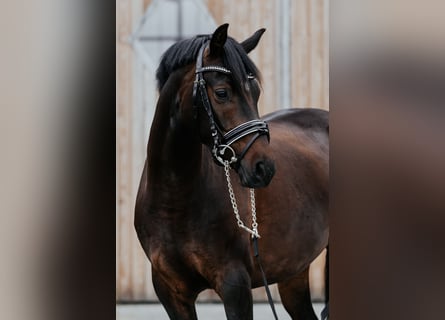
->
{"left": 253, "top": 236, "right": 279, "bottom": 320}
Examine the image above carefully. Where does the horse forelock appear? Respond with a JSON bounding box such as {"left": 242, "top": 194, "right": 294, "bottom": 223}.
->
{"left": 156, "top": 35, "right": 261, "bottom": 94}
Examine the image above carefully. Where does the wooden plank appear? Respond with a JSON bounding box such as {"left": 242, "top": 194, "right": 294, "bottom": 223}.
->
{"left": 116, "top": 0, "right": 121, "bottom": 301}
{"left": 246, "top": 0, "right": 263, "bottom": 68}
{"left": 310, "top": 0, "right": 323, "bottom": 109}
{"left": 277, "top": 0, "right": 292, "bottom": 109}
{"left": 310, "top": 249, "right": 327, "bottom": 300}
{"left": 205, "top": 0, "right": 224, "bottom": 24}
{"left": 290, "top": 0, "right": 329, "bottom": 109}
{"left": 306, "top": 0, "right": 313, "bottom": 107}
{"left": 322, "top": 0, "right": 329, "bottom": 110}
{"left": 256, "top": 0, "right": 278, "bottom": 116}
{"left": 117, "top": 0, "right": 134, "bottom": 300}
{"left": 291, "top": 0, "right": 309, "bottom": 107}
{"left": 129, "top": 0, "right": 145, "bottom": 301}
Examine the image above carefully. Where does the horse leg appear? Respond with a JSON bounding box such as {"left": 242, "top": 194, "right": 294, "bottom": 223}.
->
{"left": 216, "top": 266, "right": 253, "bottom": 320}
{"left": 278, "top": 267, "right": 317, "bottom": 320}
{"left": 152, "top": 271, "right": 198, "bottom": 320}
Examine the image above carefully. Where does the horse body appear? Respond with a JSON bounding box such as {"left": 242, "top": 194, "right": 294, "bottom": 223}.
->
{"left": 135, "top": 24, "right": 328, "bottom": 320}
{"left": 248, "top": 109, "right": 329, "bottom": 286}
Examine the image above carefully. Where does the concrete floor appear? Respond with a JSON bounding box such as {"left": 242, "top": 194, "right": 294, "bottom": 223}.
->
{"left": 117, "top": 302, "right": 325, "bottom": 320}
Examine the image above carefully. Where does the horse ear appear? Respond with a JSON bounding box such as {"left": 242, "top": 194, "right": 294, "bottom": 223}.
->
{"left": 209, "top": 23, "right": 229, "bottom": 57}
{"left": 241, "top": 28, "right": 266, "bottom": 53}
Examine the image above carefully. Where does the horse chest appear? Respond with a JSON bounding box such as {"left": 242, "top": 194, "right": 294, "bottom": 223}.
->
{"left": 146, "top": 206, "right": 235, "bottom": 248}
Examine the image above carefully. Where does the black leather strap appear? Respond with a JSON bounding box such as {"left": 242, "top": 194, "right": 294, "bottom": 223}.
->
{"left": 253, "top": 236, "right": 279, "bottom": 320}
{"left": 223, "top": 120, "right": 269, "bottom": 146}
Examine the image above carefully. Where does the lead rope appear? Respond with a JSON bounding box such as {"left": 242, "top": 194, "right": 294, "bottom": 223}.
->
{"left": 223, "top": 161, "right": 259, "bottom": 238}
{"left": 223, "top": 160, "right": 279, "bottom": 320}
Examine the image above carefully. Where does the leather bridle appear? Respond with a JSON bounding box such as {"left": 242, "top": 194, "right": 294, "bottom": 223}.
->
{"left": 192, "top": 42, "right": 270, "bottom": 169}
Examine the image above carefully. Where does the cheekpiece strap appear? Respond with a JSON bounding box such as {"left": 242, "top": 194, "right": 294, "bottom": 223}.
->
{"left": 192, "top": 43, "right": 207, "bottom": 105}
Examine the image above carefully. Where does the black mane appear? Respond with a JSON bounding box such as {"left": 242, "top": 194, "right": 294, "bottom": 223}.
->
{"left": 156, "top": 34, "right": 261, "bottom": 93}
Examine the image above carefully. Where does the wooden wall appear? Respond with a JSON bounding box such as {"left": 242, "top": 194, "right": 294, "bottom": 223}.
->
{"left": 117, "top": 0, "right": 329, "bottom": 302}
{"left": 204, "top": 0, "right": 329, "bottom": 114}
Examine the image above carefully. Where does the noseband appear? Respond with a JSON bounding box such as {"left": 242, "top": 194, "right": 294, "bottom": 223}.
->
{"left": 192, "top": 42, "right": 270, "bottom": 168}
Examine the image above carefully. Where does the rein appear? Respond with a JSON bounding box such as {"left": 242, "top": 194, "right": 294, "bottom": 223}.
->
{"left": 193, "top": 41, "right": 278, "bottom": 320}
{"left": 223, "top": 159, "right": 279, "bottom": 320}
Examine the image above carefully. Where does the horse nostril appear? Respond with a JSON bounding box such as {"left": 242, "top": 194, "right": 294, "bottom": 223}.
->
{"left": 255, "top": 161, "right": 267, "bottom": 180}
{"left": 241, "top": 159, "right": 275, "bottom": 188}
{"left": 253, "top": 159, "right": 275, "bottom": 186}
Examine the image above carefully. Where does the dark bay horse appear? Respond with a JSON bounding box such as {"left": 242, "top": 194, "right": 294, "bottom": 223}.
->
{"left": 135, "top": 24, "right": 329, "bottom": 320}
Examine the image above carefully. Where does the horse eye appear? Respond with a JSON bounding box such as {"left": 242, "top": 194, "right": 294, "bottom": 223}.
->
{"left": 215, "top": 89, "right": 228, "bottom": 100}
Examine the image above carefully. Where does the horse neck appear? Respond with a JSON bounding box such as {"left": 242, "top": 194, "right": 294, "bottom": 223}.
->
{"left": 146, "top": 73, "right": 202, "bottom": 193}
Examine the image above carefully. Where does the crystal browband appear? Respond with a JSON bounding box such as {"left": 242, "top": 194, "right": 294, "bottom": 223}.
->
{"left": 196, "top": 66, "right": 232, "bottom": 74}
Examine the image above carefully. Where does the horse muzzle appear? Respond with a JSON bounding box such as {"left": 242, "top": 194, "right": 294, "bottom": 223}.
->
{"left": 238, "top": 156, "right": 275, "bottom": 188}
{"left": 220, "top": 121, "right": 274, "bottom": 188}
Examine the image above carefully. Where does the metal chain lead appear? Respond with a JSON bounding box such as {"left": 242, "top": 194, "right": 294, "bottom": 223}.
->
{"left": 223, "top": 160, "right": 260, "bottom": 238}
{"left": 250, "top": 188, "right": 258, "bottom": 236}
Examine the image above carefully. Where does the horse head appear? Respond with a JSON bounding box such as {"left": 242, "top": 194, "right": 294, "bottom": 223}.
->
{"left": 192, "top": 24, "right": 275, "bottom": 188}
